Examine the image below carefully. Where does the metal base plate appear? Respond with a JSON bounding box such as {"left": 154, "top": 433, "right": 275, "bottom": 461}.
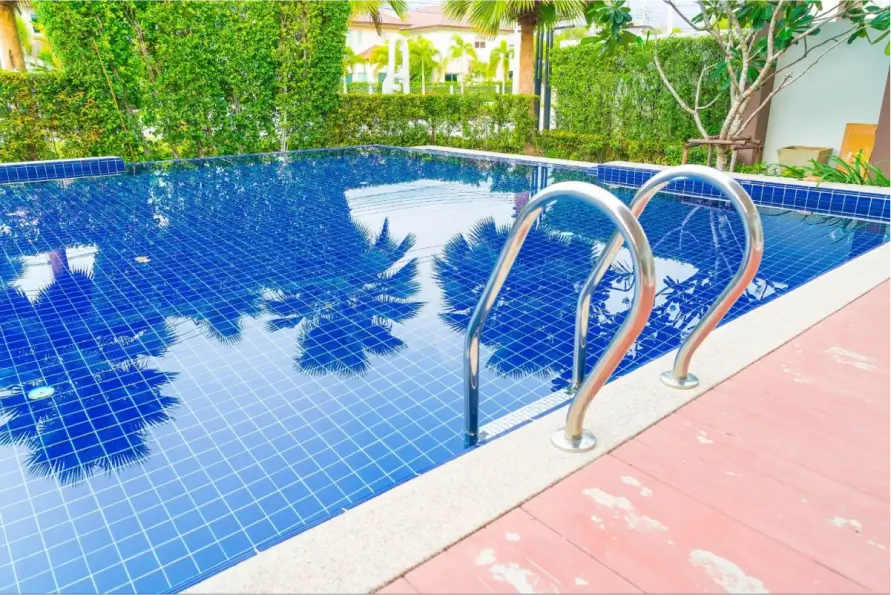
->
{"left": 660, "top": 371, "right": 700, "bottom": 389}
{"left": 551, "top": 429, "right": 597, "bottom": 453}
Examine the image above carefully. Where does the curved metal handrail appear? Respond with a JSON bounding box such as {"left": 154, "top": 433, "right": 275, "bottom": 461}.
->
{"left": 572, "top": 164, "right": 764, "bottom": 391}
{"left": 463, "top": 181, "right": 656, "bottom": 451}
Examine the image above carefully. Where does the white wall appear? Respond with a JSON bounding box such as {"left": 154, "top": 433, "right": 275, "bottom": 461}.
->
{"left": 763, "top": 20, "right": 889, "bottom": 163}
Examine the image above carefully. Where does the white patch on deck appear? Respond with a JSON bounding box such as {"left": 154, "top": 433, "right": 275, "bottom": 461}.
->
{"left": 489, "top": 563, "right": 535, "bottom": 593}
{"left": 826, "top": 347, "right": 877, "bottom": 371}
{"left": 689, "top": 550, "right": 769, "bottom": 593}
{"left": 575, "top": 577, "right": 588, "bottom": 586}
{"left": 867, "top": 539, "right": 888, "bottom": 551}
{"left": 505, "top": 532, "right": 520, "bottom": 542}
{"left": 697, "top": 431, "right": 714, "bottom": 444}
{"left": 583, "top": 488, "right": 667, "bottom": 533}
{"left": 780, "top": 364, "right": 810, "bottom": 383}
{"left": 591, "top": 514, "right": 606, "bottom": 529}
{"left": 475, "top": 549, "right": 540, "bottom": 594}
{"left": 829, "top": 516, "right": 862, "bottom": 533}
{"left": 475, "top": 548, "right": 496, "bottom": 566}
{"left": 621, "top": 475, "right": 653, "bottom": 497}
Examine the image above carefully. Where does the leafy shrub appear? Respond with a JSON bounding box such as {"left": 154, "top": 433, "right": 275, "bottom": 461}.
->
{"left": 327, "top": 94, "right": 536, "bottom": 153}
{"left": 736, "top": 154, "right": 890, "bottom": 186}
{"left": 551, "top": 37, "right": 730, "bottom": 147}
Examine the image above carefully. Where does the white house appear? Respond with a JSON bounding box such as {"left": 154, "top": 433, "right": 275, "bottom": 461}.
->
{"left": 346, "top": 6, "right": 518, "bottom": 87}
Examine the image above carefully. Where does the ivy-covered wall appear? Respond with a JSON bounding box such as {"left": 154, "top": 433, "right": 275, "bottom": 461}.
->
{"left": 551, "top": 37, "right": 730, "bottom": 157}
{"left": 0, "top": 0, "right": 350, "bottom": 162}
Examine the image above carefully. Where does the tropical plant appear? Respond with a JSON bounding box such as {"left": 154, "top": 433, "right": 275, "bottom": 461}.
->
{"left": 468, "top": 58, "right": 490, "bottom": 82}
{"left": 408, "top": 35, "right": 440, "bottom": 93}
{"left": 369, "top": 43, "right": 390, "bottom": 79}
{"left": 447, "top": 34, "right": 478, "bottom": 91}
{"left": 488, "top": 38, "right": 514, "bottom": 85}
{"left": 443, "top": 0, "right": 591, "bottom": 95}
{"left": 342, "top": 45, "right": 364, "bottom": 92}
{"left": 349, "top": 0, "right": 408, "bottom": 34}
{"left": 792, "top": 152, "right": 890, "bottom": 187}
{"left": 0, "top": 0, "right": 26, "bottom": 71}
{"left": 599, "top": 0, "right": 891, "bottom": 170}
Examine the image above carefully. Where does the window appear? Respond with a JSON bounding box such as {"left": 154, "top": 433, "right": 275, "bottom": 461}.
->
{"left": 355, "top": 30, "right": 363, "bottom": 46}
{"left": 356, "top": 72, "right": 367, "bottom": 83}
{"left": 444, "top": 73, "right": 458, "bottom": 82}
{"left": 474, "top": 39, "right": 486, "bottom": 49}
{"left": 345, "top": 74, "right": 353, "bottom": 84}
{"left": 378, "top": 72, "right": 387, "bottom": 83}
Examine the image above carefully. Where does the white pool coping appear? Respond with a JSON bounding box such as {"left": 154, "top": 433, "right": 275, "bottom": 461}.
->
{"left": 187, "top": 150, "right": 891, "bottom": 595}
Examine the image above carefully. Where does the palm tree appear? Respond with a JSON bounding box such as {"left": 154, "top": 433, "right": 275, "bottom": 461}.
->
{"left": 369, "top": 44, "right": 389, "bottom": 83}
{"left": 488, "top": 39, "right": 514, "bottom": 90}
{"left": 0, "top": 0, "right": 27, "bottom": 72}
{"left": 408, "top": 36, "right": 440, "bottom": 94}
{"left": 342, "top": 46, "right": 364, "bottom": 93}
{"left": 447, "top": 34, "right": 477, "bottom": 93}
{"left": 349, "top": 0, "right": 408, "bottom": 33}
{"left": 444, "top": 0, "right": 590, "bottom": 95}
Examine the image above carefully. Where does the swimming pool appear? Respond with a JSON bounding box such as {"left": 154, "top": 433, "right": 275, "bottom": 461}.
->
{"left": 0, "top": 146, "right": 887, "bottom": 593}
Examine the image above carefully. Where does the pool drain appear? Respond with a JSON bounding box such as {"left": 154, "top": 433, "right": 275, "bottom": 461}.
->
{"left": 27, "top": 386, "right": 55, "bottom": 400}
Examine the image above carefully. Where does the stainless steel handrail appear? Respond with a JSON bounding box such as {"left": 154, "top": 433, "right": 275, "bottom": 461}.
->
{"left": 572, "top": 165, "right": 764, "bottom": 391}
{"left": 463, "top": 181, "right": 656, "bottom": 451}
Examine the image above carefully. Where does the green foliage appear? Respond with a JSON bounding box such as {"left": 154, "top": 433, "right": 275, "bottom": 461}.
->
{"left": 136, "top": 1, "right": 280, "bottom": 158}
{"left": 537, "top": 130, "right": 711, "bottom": 165}
{"left": 551, "top": 36, "right": 729, "bottom": 161}
{"left": 0, "top": 71, "right": 124, "bottom": 162}
{"left": 408, "top": 36, "right": 441, "bottom": 84}
{"left": 326, "top": 94, "right": 536, "bottom": 153}
{"left": 443, "top": 0, "right": 589, "bottom": 35}
{"left": 795, "top": 152, "right": 889, "bottom": 187}
{"left": 1, "top": 1, "right": 350, "bottom": 162}
{"left": 277, "top": 0, "right": 351, "bottom": 150}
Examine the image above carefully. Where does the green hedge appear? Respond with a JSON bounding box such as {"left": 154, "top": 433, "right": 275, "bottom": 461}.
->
{"left": 328, "top": 94, "right": 536, "bottom": 153}
{"left": 537, "top": 130, "right": 712, "bottom": 166}
{"left": 551, "top": 37, "right": 730, "bottom": 158}
{"left": 0, "top": 71, "right": 536, "bottom": 161}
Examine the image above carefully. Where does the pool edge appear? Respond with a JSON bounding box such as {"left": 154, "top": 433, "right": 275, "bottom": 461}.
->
{"left": 185, "top": 244, "right": 891, "bottom": 591}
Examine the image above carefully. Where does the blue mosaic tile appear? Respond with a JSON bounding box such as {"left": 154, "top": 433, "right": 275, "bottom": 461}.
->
{"left": 596, "top": 163, "right": 891, "bottom": 223}
{"left": 0, "top": 146, "right": 887, "bottom": 593}
{"left": 0, "top": 157, "right": 125, "bottom": 185}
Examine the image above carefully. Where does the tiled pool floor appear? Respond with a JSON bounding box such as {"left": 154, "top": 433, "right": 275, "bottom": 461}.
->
{"left": 384, "top": 282, "right": 890, "bottom": 594}
{"left": 0, "top": 148, "right": 887, "bottom": 593}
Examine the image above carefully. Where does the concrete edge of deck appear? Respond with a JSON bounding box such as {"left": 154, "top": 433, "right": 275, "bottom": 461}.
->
{"left": 187, "top": 176, "right": 891, "bottom": 595}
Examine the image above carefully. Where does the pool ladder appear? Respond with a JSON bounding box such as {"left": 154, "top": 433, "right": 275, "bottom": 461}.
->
{"left": 463, "top": 165, "right": 764, "bottom": 453}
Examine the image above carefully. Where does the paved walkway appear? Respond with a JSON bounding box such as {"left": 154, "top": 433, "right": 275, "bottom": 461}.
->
{"left": 380, "top": 283, "right": 890, "bottom": 593}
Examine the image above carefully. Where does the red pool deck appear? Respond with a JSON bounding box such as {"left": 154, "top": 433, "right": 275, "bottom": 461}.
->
{"left": 379, "top": 282, "right": 890, "bottom": 594}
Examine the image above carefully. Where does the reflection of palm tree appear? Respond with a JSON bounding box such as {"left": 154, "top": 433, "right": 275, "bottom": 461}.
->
{"left": 0, "top": 262, "right": 179, "bottom": 484}
{"left": 265, "top": 219, "right": 423, "bottom": 377}
{"left": 433, "top": 217, "right": 613, "bottom": 390}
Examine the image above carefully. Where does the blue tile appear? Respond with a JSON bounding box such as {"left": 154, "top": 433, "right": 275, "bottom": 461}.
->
{"left": 0, "top": 146, "right": 886, "bottom": 594}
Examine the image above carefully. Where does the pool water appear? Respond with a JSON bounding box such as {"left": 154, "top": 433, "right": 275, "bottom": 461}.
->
{"left": 0, "top": 147, "right": 886, "bottom": 593}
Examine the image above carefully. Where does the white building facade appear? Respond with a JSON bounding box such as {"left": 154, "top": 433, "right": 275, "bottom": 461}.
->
{"left": 346, "top": 6, "right": 519, "bottom": 88}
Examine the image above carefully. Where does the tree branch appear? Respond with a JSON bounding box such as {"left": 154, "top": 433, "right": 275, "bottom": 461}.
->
{"left": 654, "top": 45, "right": 710, "bottom": 139}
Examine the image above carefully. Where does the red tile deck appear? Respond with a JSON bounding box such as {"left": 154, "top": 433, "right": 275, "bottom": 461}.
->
{"left": 381, "top": 282, "right": 890, "bottom": 593}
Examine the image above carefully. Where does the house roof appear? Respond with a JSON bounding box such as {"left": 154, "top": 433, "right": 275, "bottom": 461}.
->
{"left": 349, "top": 6, "right": 515, "bottom": 33}
{"left": 350, "top": 12, "right": 410, "bottom": 28}
{"left": 358, "top": 45, "right": 384, "bottom": 60}
{"left": 407, "top": 6, "right": 515, "bottom": 32}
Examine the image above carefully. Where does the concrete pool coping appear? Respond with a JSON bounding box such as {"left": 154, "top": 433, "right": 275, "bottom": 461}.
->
{"left": 187, "top": 151, "right": 891, "bottom": 594}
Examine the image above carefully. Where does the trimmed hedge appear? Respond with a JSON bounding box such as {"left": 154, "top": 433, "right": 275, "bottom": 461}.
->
{"left": 551, "top": 37, "right": 730, "bottom": 161}
{"left": 0, "top": 71, "right": 536, "bottom": 162}
{"left": 327, "top": 94, "right": 535, "bottom": 153}
{"left": 538, "top": 130, "right": 712, "bottom": 166}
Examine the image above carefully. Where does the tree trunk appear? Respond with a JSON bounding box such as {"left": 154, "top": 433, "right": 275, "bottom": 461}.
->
{"left": 518, "top": 12, "right": 538, "bottom": 95}
{"left": 0, "top": 3, "right": 27, "bottom": 72}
